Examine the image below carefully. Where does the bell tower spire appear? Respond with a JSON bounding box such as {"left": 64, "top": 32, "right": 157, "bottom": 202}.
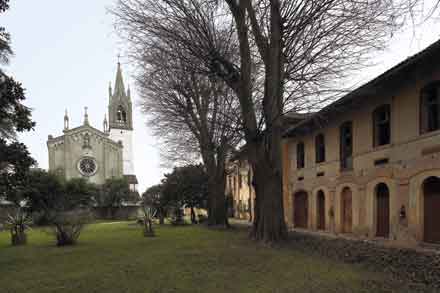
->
{"left": 113, "top": 61, "right": 126, "bottom": 100}
{"left": 108, "top": 59, "right": 136, "bottom": 184}
{"left": 108, "top": 60, "right": 133, "bottom": 130}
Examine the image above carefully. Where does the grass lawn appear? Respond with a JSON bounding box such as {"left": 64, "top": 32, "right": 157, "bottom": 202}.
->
{"left": 0, "top": 222, "right": 390, "bottom": 293}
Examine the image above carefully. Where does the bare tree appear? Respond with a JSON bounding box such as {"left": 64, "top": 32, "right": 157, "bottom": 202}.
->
{"left": 113, "top": 0, "right": 438, "bottom": 242}
{"left": 134, "top": 43, "right": 242, "bottom": 226}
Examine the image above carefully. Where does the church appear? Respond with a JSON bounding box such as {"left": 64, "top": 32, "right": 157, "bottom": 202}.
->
{"left": 47, "top": 63, "right": 138, "bottom": 191}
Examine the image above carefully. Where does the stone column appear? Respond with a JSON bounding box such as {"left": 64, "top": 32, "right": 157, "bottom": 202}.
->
{"left": 328, "top": 188, "right": 336, "bottom": 234}
{"left": 396, "top": 179, "right": 417, "bottom": 247}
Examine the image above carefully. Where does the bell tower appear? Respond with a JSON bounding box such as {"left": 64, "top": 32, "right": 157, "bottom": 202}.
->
{"left": 108, "top": 62, "right": 136, "bottom": 184}
{"left": 108, "top": 62, "right": 133, "bottom": 130}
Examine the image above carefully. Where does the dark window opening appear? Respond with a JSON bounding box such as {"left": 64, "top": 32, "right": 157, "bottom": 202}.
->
{"left": 315, "top": 134, "right": 326, "bottom": 163}
{"left": 340, "top": 121, "right": 353, "bottom": 170}
{"left": 238, "top": 174, "right": 242, "bottom": 188}
{"left": 83, "top": 133, "right": 91, "bottom": 149}
{"left": 421, "top": 82, "right": 440, "bottom": 133}
{"left": 373, "top": 104, "right": 391, "bottom": 147}
{"left": 117, "top": 106, "right": 127, "bottom": 123}
{"left": 297, "top": 142, "right": 305, "bottom": 169}
{"left": 374, "top": 158, "right": 389, "bottom": 166}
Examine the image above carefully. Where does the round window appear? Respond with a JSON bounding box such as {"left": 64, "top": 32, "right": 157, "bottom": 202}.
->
{"left": 78, "top": 157, "right": 98, "bottom": 177}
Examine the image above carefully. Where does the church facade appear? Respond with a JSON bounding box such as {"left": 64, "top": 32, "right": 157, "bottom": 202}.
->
{"left": 47, "top": 63, "right": 138, "bottom": 190}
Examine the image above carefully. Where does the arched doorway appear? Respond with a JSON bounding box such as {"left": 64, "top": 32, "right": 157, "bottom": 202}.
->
{"left": 423, "top": 176, "right": 440, "bottom": 244}
{"left": 294, "top": 191, "right": 308, "bottom": 228}
{"left": 375, "top": 183, "right": 390, "bottom": 238}
{"left": 317, "top": 190, "right": 325, "bottom": 230}
{"left": 341, "top": 187, "right": 352, "bottom": 233}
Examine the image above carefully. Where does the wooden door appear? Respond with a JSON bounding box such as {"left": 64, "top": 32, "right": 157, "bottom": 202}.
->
{"left": 424, "top": 177, "right": 440, "bottom": 244}
{"left": 317, "top": 191, "right": 325, "bottom": 230}
{"left": 341, "top": 188, "right": 352, "bottom": 233}
{"left": 294, "top": 192, "right": 308, "bottom": 228}
{"left": 376, "top": 183, "right": 390, "bottom": 238}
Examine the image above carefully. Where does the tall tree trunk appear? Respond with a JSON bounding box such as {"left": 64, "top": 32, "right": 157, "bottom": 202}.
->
{"left": 159, "top": 209, "right": 165, "bottom": 225}
{"left": 190, "top": 206, "right": 196, "bottom": 224}
{"left": 206, "top": 162, "right": 229, "bottom": 227}
{"left": 225, "top": 0, "right": 287, "bottom": 241}
{"left": 249, "top": 132, "right": 287, "bottom": 242}
{"left": 248, "top": 0, "right": 287, "bottom": 242}
{"left": 201, "top": 136, "right": 230, "bottom": 227}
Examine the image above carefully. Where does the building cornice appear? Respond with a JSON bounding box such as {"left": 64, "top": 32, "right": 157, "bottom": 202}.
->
{"left": 47, "top": 124, "right": 123, "bottom": 148}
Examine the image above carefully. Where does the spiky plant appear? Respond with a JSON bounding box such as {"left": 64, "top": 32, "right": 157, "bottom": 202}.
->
{"left": 142, "top": 205, "right": 156, "bottom": 237}
{"left": 5, "top": 208, "right": 32, "bottom": 246}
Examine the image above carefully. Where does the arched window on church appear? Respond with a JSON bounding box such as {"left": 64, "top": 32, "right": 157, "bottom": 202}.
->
{"left": 83, "top": 133, "right": 91, "bottom": 149}
{"left": 117, "top": 106, "right": 127, "bottom": 123}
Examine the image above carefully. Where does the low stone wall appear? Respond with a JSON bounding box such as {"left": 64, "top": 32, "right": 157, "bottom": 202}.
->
{"left": 183, "top": 207, "right": 207, "bottom": 217}
{"left": 93, "top": 206, "right": 142, "bottom": 221}
{"left": 288, "top": 231, "right": 440, "bottom": 290}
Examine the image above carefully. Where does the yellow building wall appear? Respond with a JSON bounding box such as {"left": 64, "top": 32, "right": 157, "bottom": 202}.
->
{"left": 282, "top": 68, "right": 440, "bottom": 247}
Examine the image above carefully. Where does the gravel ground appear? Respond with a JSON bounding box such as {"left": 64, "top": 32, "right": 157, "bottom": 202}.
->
{"left": 287, "top": 231, "right": 440, "bottom": 292}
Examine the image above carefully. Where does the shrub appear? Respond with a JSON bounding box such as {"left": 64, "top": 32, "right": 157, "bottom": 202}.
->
{"left": 24, "top": 171, "right": 95, "bottom": 246}
{"left": 51, "top": 209, "right": 93, "bottom": 246}
{"left": 32, "top": 211, "right": 52, "bottom": 226}
{"left": 171, "top": 207, "right": 185, "bottom": 226}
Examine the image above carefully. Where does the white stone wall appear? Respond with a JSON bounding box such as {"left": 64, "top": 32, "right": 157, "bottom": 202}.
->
{"left": 47, "top": 127, "right": 123, "bottom": 185}
{"left": 109, "top": 128, "right": 134, "bottom": 175}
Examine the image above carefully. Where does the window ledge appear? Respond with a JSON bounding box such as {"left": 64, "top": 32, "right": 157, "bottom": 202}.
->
{"left": 419, "top": 129, "right": 440, "bottom": 140}
{"left": 340, "top": 168, "right": 354, "bottom": 174}
{"left": 372, "top": 143, "right": 392, "bottom": 151}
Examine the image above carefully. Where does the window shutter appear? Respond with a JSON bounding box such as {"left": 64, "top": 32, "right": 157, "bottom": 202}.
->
{"left": 420, "top": 92, "right": 428, "bottom": 134}
{"left": 437, "top": 86, "right": 440, "bottom": 128}
{"left": 373, "top": 110, "right": 378, "bottom": 147}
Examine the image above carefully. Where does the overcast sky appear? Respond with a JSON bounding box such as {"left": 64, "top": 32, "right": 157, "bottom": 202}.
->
{"left": 2, "top": 1, "right": 439, "bottom": 192}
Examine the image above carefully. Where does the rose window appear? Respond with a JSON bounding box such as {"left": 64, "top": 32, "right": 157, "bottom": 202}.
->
{"left": 78, "top": 157, "right": 97, "bottom": 176}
